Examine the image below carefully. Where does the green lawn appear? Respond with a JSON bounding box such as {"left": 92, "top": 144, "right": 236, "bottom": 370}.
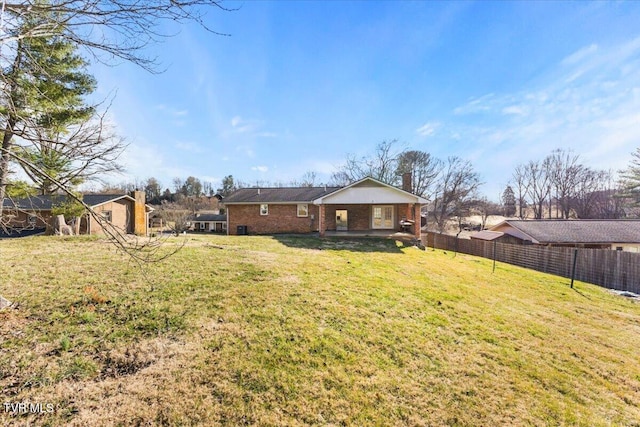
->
{"left": 1, "top": 234, "right": 639, "bottom": 426}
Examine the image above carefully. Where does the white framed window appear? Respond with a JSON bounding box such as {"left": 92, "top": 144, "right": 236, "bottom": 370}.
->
{"left": 28, "top": 214, "right": 37, "bottom": 225}
{"left": 260, "top": 204, "right": 269, "bottom": 216}
{"left": 101, "top": 210, "right": 112, "bottom": 223}
{"left": 297, "top": 203, "right": 308, "bottom": 217}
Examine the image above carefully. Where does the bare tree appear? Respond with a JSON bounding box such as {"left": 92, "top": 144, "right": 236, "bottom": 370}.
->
{"left": 395, "top": 150, "right": 442, "bottom": 199}
{"left": 0, "top": 0, "right": 233, "bottom": 71}
{"left": 300, "top": 171, "right": 318, "bottom": 187}
{"left": 522, "top": 159, "right": 552, "bottom": 219}
{"left": 430, "top": 156, "right": 481, "bottom": 233}
{"left": 472, "top": 197, "right": 501, "bottom": 230}
{"left": 158, "top": 204, "right": 192, "bottom": 236}
{"left": 332, "top": 139, "right": 404, "bottom": 185}
{"left": 512, "top": 164, "right": 529, "bottom": 219}
{"left": 548, "top": 149, "right": 583, "bottom": 219}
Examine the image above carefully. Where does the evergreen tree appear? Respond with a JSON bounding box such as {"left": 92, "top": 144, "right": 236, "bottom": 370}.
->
{"left": 620, "top": 147, "right": 640, "bottom": 206}
{"left": 1, "top": 8, "right": 96, "bottom": 203}
{"left": 502, "top": 185, "right": 517, "bottom": 217}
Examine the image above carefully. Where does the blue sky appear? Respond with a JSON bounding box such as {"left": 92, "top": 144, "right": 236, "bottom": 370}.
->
{"left": 91, "top": 1, "right": 640, "bottom": 199}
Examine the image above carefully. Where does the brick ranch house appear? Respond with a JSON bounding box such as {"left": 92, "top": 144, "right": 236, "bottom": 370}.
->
{"left": 224, "top": 176, "right": 427, "bottom": 240}
{"left": 1, "top": 191, "right": 151, "bottom": 236}
{"left": 471, "top": 219, "right": 640, "bottom": 252}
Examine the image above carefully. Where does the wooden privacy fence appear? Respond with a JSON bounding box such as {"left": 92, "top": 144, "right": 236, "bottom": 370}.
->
{"left": 423, "top": 232, "right": 640, "bottom": 294}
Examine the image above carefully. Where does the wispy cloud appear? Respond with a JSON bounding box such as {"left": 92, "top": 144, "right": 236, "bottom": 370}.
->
{"left": 416, "top": 122, "right": 440, "bottom": 137}
{"left": 444, "top": 37, "right": 640, "bottom": 193}
{"left": 453, "top": 93, "right": 496, "bottom": 115}
{"left": 174, "top": 141, "right": 203, "bottom": 153}
{"left": 229, "top": 115, "right": 278, "bottom": 138}
{"left": 156, "top": 104, "right": 190, "bottom": 118}
{"left": 252, "top": 165, "right": 269, "bottom": 173}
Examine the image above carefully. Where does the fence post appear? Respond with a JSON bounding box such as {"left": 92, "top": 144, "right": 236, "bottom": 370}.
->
{"left": 493, "top": 240, "right": 497, "bottom": 273}
{"left": 570, "top": 248, "right": 578, "bottom": 288}
{"left": 454, "top": 234, "right": 458, "bottom": 257}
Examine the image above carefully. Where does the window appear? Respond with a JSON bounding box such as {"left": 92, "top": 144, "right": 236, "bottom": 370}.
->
{"left": 260, "top": 204, "right": 269, "bottom": 215}
{"left": 297, "top": 204, "right": 309, "bottom": 217}
{"left": 101, "top": 210, "right": 112, "bottom": 223}
{"left": 28, "top": 215, "right": 37, "bottom": 226}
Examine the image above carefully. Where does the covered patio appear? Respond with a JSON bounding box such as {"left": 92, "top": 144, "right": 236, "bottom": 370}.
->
{"left": 313, "top": 177, "right": 427, "bottom": 241}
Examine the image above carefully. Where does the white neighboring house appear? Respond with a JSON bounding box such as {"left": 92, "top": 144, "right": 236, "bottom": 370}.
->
{"left": 191, "top": 213, "right": 227, "bottom": 233}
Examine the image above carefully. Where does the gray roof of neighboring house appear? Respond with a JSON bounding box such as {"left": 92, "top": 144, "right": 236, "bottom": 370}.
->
{"left": 223, "top": 186, "right": 342, "bottom": 204}
{"left": 2, "top": 194, "right": 131, "bottom": 210}
{"left": 470, "top": 230, "right": 505, "bottom": 241}
{"left": 192, "top": 214, "right": 226, "bottom": 222}
{"left": 492, "top": 220, "right": 640, "bottom": 244}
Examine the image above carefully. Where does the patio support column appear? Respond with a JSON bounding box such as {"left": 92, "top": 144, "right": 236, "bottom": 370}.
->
{"left": 413, "top": 203, "right": 422, "bottom": 241}
{"left": 319, "top": 204, "right": 326, "bottom": 237}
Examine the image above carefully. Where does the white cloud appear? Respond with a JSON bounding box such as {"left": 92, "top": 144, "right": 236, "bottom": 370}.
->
{"left": 228, "top": 115, "right": 278, "bottom": 138}
{"left": 502, "top": 105, "right": 527, "bottom": 116}
{"left": 416, "top": 122, "right": 439, "bottom": 137}
{"left": 230, "top": 116, "right": 260, "bottom": 133}
{"left": 156, "top": 104, "right": 189, "bottom": 117}
{"left": 561, "top": 44, "right": 598, "bottom": 66}
{"left": 252, "top": 166, "right": 269, "bottom": 173}
{"left": 174, "top": 141, "right": 203, "bottom": 153}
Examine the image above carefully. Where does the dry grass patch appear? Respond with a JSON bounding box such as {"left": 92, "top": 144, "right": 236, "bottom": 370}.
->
{"left": 1, "top": 234, "right": 639, "bottom": 426}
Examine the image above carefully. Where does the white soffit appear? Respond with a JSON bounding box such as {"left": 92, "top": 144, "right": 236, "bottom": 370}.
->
{"left": 316, "top": 186, "right": 419, "bottom": 204}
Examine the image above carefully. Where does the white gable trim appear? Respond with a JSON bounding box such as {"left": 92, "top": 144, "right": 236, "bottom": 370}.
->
{"left": 313, "top": 177, "right": 427, "bottom": 205}
{"left": 489, "top": 221, "right": 539, "bottom": 243}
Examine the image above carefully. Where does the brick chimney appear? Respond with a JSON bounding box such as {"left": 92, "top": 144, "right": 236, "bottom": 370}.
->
{"left": 402, "top": 172, "right": 412, "bottom": 193}
{"left": 130, "top": 190, "right": 147, "bottom": 236}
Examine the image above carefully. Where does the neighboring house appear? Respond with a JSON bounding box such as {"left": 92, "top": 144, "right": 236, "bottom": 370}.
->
{"left": 1, "top": 191, "right": 152, "bottom": 236}
{"left": 224, "top": 176, "right": 427, "bottom": 240}
{"left": 191, "top": 213, "right": 227, "bottom": 233}
{"left": 471, "top": 219, "right": 640, "bottom": 252}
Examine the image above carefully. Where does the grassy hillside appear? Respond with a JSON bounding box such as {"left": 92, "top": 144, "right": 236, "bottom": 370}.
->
{"left": 1, "top": 234, "right": 639, "bottom": 426}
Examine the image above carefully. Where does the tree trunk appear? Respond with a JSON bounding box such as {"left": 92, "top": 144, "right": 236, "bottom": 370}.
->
{"left": 0, "top": 120, "right": 16, "bottom": 218}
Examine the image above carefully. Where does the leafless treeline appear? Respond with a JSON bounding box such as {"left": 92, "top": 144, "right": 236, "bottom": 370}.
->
{"left": 511, "top": 149, "right": 625, "bottom": 219}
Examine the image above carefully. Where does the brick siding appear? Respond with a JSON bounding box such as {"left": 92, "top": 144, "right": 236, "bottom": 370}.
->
{"left": 228, "top": 204, "right": 319, "bottom": 235}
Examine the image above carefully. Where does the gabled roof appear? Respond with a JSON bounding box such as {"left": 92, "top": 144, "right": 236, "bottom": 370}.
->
{"left": 223, "top": 177, "right": 428, "bottom": 205}
{"left": 192, "top": 214, "right": 226, "bottom": 222}
{"left": 313, "top": 176, "right": 428, "bottom": 205}
{"left": 223, "top": 186, "right": 341, "bottom": 204}
{"left": 470, "top": 230, "right": 505, "bottom": 241}
{"left": 490, "top": 220, "right": 640, "bottom": 244}
{"left": 3, "top": 194, "right": 134, "bottom": 211}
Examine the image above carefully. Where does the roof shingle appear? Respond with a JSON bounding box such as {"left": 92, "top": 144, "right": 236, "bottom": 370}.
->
{"left": 223, "top": 187, "right": 341, "bottom": 204}
{"left": 494, "top": 220, "right": 640, "bottom": 244}
{"left": 2, "top": 194, "right": 130, "bottom": 210}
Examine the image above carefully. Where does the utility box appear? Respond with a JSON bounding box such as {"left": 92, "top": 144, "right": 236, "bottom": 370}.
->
{"left": 237, "top": 225, "right": 248, "bottom": 235}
